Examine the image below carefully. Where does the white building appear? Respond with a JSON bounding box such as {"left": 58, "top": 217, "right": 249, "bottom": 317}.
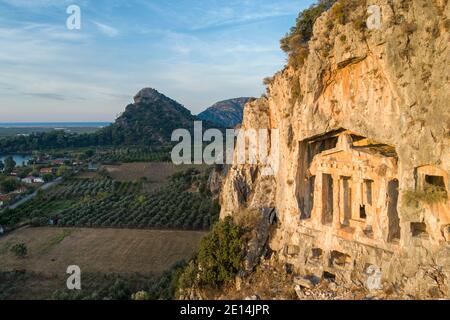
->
{"left": 33, "top": 177, "right": 45, "bottom": 183}
{"left": 22, "top": 176, "right": 44, "bottom": 184}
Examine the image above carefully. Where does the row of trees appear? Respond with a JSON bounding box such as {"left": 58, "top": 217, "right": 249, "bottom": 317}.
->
{"left": 1, "top": 170, "right": 220, "bottom": 230}
{"left": 0, "top": 124, "right": 156, "bottom": 153}
{"left": 94, "top": 147, "right": 171, "bottom": 164}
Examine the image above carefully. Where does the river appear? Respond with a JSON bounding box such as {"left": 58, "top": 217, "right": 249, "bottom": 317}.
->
{"left": 0, "top": 154, "right": 32, "bottom": 167}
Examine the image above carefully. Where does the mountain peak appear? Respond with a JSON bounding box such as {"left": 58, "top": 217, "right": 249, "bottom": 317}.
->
{"left": 133, "top": 87, "right": 166, "bottom": 104}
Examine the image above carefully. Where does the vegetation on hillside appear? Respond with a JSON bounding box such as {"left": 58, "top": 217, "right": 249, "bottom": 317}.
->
{"left": 0, "top": 177, "right": 20, "bottom": 193}
{"left": 53, "top": 264, "right": 186, "bottom": 300}
{"left": 196, "top": 217, "right": 245, "bottom": 285}
{"left": 0, "top": 271, "right": 29, "bottom": 299}
{"left": 1, "top": 265, "right": 186, "bottom": 300}
{"left": 280, "top": 0, "right": 337, "bottom": 66}
{"left": 281, "top": 0, "right": 337, "bottom": 52}
{"left": 93, "top": 146, "right": 172, "bottom": 164}
{"left": 173, "top": 217, "right": 246, "bottom": 297}
{"left": 280, "top": 0, "right": 367, "bottom": 68}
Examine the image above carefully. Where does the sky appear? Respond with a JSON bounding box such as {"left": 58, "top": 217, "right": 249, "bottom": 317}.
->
{"left": 0, "top": 0, "right": 314, "bottom": 122}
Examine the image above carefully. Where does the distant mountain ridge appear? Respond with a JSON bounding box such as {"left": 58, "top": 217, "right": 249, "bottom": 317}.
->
{"left": 197, "top": 97, "right": 254, "bottom": 128}
{"left": 0, "top": 88, "right": 240, "bottom": 152}
{"left": 103, "top": 88, "right": 200, "bottom": 145}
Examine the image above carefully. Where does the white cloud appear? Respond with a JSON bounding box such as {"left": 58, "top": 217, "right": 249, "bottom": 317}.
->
{"left": 0, "top": 0, "right": 301, "bottom": 121}
{"left": 0, "top": 20, "right": 127, "bottom": 116}
{"left": 0, "top": 23, "right": 86, "bottom": 64}
{"left": 93, "top": 21, "right": 119, "bottom": 37}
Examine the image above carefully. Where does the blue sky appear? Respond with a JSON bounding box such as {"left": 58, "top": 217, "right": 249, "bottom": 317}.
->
{"left": 0, "top": 0, "right": 314, "bottom": 121}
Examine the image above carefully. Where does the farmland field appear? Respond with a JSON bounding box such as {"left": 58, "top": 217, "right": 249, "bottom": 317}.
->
{"left": 93, "top": 146, "right": 172, "bottom": 163}
{"left": 0, "top": 227, "right": 205, "bottom": 275}
{"left": 0, "top": 165, "right": 220, "bottom": 230}
{"left": 0, "top": 162, "right": 219, "bottom": 299}
{"left": 103, "top": 162, "right": 205, "bottom": 183}
{"left": 0, "top": 227, "right": 206, "bottom": 299}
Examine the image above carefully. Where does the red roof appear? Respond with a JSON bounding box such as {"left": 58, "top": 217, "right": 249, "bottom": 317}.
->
{"left": 0, "top": 194, "right": 11, "bottom": 201}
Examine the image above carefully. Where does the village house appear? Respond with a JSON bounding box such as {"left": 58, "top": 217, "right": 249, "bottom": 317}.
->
{"left": 22, "top": 176, "right": 45, "bottom": 184}
{"left": 52, "top": 158, "right": 70, "bottom": 166}
{"left": 40, "top": 167, "right": 55, "bottom": 175}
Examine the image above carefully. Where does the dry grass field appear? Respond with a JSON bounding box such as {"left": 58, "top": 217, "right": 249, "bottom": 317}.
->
{"left": 77, "top": 171, "right": 99, "bottom": 179}
{"left": 103, "top": 162, "right": 206, "bottom": 182}
{"left": 0, "top": 227, "right": 206, "bottom": 275}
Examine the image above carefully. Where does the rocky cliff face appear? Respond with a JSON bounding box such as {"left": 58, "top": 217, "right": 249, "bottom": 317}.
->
{"left": 198, "top": 97, "right": 255, "bottom": 128}
{"left": 221, "top": 0, "right": 450, "bottom": 298}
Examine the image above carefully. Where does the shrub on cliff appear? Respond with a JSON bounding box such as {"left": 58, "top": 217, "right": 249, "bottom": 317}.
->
{"left": 196, "top": 217, "right": 245, "bottom": 286}
{"left": 280, "top": 0, "right": 337, "bottom": 54}
{"left": 404, "top": 183, "right": 448, "bottom": 207}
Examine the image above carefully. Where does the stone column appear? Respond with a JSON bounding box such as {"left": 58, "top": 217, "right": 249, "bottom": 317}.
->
{"left": 314, "top": 172, "right": 323, "bottom": 227}
{"left": 333, "top": 174, "right": 341, "bottom": 229}
{"left": 353, "top": 177, "right": 363, "bottom": 222}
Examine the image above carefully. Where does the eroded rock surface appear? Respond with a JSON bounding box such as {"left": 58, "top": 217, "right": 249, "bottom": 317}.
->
{"left": 221, "top": 0, "right": 450, "bottom": 299}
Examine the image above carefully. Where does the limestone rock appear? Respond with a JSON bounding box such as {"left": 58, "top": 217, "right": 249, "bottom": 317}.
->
{"left": 244, "top": 207, "right": 277, "bottom": 272}
{"left": 220, "top": 0, "right": 450, "bottom": 299}
{"left": 244, "top": 295, "right": 260, "bottom": 300}
{"left": 294, "top": 277, "right": 316, "bottom": 290}
{"left": 294, "top": 285, "right": 303, "bottom": 299}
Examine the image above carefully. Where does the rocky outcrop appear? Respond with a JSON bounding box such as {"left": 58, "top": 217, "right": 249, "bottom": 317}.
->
{"left": 110, "top": 87, "right": 220, "bottom": 145}
{"left": 221, "top": 0, "right": 450, "bottom": 299}
{"left": 243, "top": 207, "right": 277, "bottom": 273}
{"left": 107, "top": 88, "right": 199, "bottom": 145}
{"left": 198, "top": 97, "right": 255, "bottom": 128}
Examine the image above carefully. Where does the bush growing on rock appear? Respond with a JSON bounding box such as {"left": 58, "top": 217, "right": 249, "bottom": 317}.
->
{"left": 196, "top": 217, "right": 245, "bottom": 286}
{"left": 404, "top": 183, "right": 448, "bottom": 207}
{"left": 280, "top": 0, "right": 337, "bottom": 54}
